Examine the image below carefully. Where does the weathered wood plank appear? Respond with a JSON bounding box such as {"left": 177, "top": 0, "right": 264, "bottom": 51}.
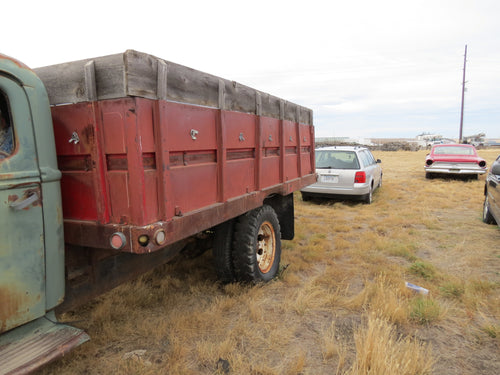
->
{"left": 34, "top": 50, "right": 313, "bottom": 125}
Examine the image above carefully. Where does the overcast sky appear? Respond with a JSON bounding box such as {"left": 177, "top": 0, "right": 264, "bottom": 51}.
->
{"left": 4, "top": 0, "right": 499, "bottom": 139}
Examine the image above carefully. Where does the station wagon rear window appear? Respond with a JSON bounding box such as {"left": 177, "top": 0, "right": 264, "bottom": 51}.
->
{"left": 316, "top": 150, "right": 360, "bottom": 169}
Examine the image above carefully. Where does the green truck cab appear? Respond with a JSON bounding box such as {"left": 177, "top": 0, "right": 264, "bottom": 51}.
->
{"left": 0, "top": 54, "right": 88, "bottom": 375}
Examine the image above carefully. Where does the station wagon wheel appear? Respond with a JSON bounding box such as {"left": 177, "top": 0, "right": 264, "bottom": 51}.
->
{"left": 232, "top": 205, "right": 281, "bottom": 282}
{"left": 483, "top": 196, "right": 496, "bottom": 224}
{"left": 364, "top": 184, "right": 373, "bottom": 204}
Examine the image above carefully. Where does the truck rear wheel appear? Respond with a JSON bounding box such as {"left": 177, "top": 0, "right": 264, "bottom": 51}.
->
{"left": 213, "top": 219, "right": 236, "bottom": 283}
{"left": 232, "top": 205, "right": 281, "bottom": 282}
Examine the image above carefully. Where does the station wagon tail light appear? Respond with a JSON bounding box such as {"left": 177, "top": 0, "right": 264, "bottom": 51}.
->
{"left": 354, "top": 171, "right": 366, "bottom": 183}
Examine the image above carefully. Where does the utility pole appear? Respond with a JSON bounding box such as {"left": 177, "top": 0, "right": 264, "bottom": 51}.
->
{"left": 459, "top": 45, "right": 467, "bottom": 143}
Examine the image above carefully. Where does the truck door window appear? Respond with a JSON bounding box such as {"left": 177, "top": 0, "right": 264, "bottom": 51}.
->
{"left": 0, "top": 91, "right": 14, "bottom": 159}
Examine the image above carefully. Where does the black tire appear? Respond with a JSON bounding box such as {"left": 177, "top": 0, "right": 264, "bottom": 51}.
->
{"left": 483, "top": 195, "right": 496, "bottom": 225}
{"left": 378, "top": 174, "right": 383, "bottom": 188}
{"left": 232, "top": 205, "right": 281, "bottom": 282}
{"left": 364, "top": 184, "right": 373, "bottom": 204}
{"left": 301, "top": 192, "right": 311, "bottom": 202}
{"left": 213, "top": 220, "right": 236, "bottom": 283}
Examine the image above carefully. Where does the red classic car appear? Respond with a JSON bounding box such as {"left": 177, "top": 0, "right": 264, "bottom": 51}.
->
{"left": 425, "top": 144, "right": 487, "bottom": 179}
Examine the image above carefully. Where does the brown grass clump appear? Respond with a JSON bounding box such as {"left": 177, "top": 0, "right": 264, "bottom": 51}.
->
{"left": 346, "top": 314, "right": 434, "bottom": 375}
{"left": 38, "top": 149, "right": 500, "bottom": 375}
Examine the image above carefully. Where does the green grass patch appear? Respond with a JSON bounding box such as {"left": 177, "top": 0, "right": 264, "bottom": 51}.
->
{"left": 387, "top": 243, "right": 418, "bottom": 262}
{"left": 439, "top": 281, "right": 465, "bottom": 299}
{"left": 482, "top": 324, "right": 500, "bottom": 339}
{"left": 409, "top": 297, "right": 442, "bottom": 324}
{"left": 409, "top": 261, "right": 436, "bottom": 280}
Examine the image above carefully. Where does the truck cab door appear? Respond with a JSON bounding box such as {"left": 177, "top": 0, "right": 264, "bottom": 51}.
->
{"left": 0, "top": 74, "right": 46, "bottom": 333}
{"left": 0, "top": 58, "right": 89, "bottom": 374}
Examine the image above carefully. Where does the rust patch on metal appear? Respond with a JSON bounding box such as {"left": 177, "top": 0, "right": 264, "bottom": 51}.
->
{"left": 80, "top": 123, "right": 95, "bottom": 146}
{"left": 57, "top": 155, "right": 93, "bottom": 171}
{"left": 0, "top": 286, "right": 30, "bottom": 333}
{"left": 7, "top": 194, "right": 19, "bottom": 202}
{"left": 7, "top": 187, "right": 42, "bottom": 209}
{"left": 0, "top": 53, "right": 30, "bottom": 69}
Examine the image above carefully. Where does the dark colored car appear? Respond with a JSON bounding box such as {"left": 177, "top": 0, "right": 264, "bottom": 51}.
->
{"left": 483, "top": 155, "right": 500, "bottom": 227}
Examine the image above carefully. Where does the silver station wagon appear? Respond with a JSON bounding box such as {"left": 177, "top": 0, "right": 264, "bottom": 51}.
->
{"left": 301, "top": 146, "right": 382, "bottom": 204}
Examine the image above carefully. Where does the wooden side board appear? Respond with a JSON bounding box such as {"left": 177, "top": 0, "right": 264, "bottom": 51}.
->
{"left": 34, "top": 50, "right": 313, "bottom": 125}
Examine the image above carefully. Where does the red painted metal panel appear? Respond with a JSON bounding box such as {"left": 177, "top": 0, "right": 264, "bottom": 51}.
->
{"left": 285, "top": 154, "right": 299, "bottom": 181}
{"left": 301, "top": 152, "right": 313, "bottom": 176}
{"left": 283, "top": 120, "right": 299, "bottom": 181}
{"left": 261, "top": 117, "right": 280, "bottom": 148}
{"left": 52, "top": 103, "right": 101, "bottom": 221}
{"left": 299, "top": 123, "right": 313, "bottom": 147}
{"left": 52, "top": 103, "right": 93, "bottom": 156}
{"left": 107, "top": 171, "right": 130, "bottom": 224}
{"left": 169, "top": 164, "right": 218, "bottom": 216}
{"left": 51, "top": 95, "right": 315, "bottom": 253}
{"left": 223, "top": 111, "right": 256, "bottom": 148}
{"left": 102, "top": 110, "right": 126, "bottom": 154}
{"left": 165, "top": 102, "right": 217, "bottom": 152}
{"left": 124, "top": 103, "right": 147, "bottom": 225}
{"left": 261, "top": 156, "right": 280, "bottom": 188}
{"left": 144, "top": 170, "right": 159, "bottom": 223}
{"left": 283, "top": 120, "right": 296, "bottom": 145}
{"left": 226, "top": 159, "right": 256, "bottom": 199}
{"left": 60, "top": 173, "right": 99, "bottom": 220}
{"left": 136, "top": 99, "right": 156, "bottom": 153}
{"left": 98, "top": 98, "right": 160, "bottom": 226}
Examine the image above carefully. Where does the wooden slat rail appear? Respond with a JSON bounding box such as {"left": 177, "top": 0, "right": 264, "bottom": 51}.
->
{"left": 34, "top": 50, "right": 312, "bottom": 126}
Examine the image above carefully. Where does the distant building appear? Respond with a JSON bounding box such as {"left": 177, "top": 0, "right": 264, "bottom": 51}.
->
{"left": 462, "top": 133, "right": 486, "bottom": 146}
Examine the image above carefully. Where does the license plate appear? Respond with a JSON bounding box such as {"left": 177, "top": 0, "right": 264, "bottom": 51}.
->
{"left": 321, "top": 175, "right": 339, "bottom": 183}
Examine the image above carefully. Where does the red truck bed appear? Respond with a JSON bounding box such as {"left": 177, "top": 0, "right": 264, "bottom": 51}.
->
{"left": 35, "top": 50, "right": 315, "bottom": 254}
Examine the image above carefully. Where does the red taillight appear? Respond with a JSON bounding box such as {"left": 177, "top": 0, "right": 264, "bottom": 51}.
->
{"left": 355, "top": 171, "right": 366, "bottom": 183}
{"left": 110, "top": 232, "right": 126, "bottom": 250}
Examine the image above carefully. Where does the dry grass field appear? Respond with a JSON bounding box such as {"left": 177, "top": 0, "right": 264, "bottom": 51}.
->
{"left": 38, "top": 149, "right": 500, "bottom": 375}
